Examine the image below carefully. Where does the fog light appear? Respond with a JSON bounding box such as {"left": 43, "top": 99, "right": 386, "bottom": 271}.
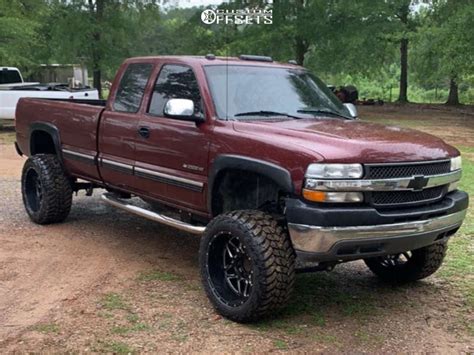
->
{"left": 303, "top": 189, "right": 364, "bottom": 203}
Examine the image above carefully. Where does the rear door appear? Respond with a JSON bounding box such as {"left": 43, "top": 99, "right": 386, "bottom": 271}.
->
{"left": 98, "top": 62, "right": 153, "bottom": 190}
{"left": 134, "top": 63, "right": 211, "bottom": 212}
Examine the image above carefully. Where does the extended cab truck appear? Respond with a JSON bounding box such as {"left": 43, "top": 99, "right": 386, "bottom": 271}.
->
{"left": 15, "top": 55, "right": 468, "bottom": 322}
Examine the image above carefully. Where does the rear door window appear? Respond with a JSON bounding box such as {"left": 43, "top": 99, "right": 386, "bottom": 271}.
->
{"left": 113, "top": 63, "right": 153, "bottom": 113}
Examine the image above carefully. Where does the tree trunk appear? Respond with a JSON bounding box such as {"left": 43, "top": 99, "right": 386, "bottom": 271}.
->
{"left": 446, "top": 77, "right": 460, "bottom": 105}
{"left": 398, "top": 37, "right": 409, "bottom": 103}
{"left": 397, "top": 2, "right": 410, "bottom": 103}
{"left": 93, "top": 67, "right": 102, "bottom": 99}
{"left": 295, "top": 37, "right": 308, "bottom": 65}
{"left": 89, "top": 0, "right": 104, "bottom": 98}
{"left": 294, "top": 0, "right": 308, "bottom": 65}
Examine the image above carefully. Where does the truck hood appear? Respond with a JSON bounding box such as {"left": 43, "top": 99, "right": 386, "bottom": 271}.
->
{"left": 232, "top": 118, "right": 459, "bottom": 163}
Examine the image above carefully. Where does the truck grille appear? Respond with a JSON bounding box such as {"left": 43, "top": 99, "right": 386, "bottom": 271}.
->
{"left": 365, "top": 160, "right": 451, "bottom": 179}
{"left": 365, "top": 160, "right": 452, "bottom": 209}
{"left": 370, "top": 186, "right": 446, "bottom": 207}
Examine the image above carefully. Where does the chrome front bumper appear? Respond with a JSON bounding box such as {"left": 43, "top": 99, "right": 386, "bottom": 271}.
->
{"left": 288, "top": 209, "right": 467, "bottom": 254}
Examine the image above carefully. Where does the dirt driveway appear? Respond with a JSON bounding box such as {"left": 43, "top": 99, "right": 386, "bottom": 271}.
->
{"left": 0, "top": 106, "right": 473, "bottom": 353}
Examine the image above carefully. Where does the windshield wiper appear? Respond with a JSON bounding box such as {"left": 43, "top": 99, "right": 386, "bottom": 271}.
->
{"left": 297, "top": 108, "right": 352, "bottom": 120}
{"left": 234, "top": 110, "right": 302, "bottom": 120}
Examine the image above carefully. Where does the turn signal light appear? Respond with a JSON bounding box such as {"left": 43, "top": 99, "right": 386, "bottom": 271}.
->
{"left": 303, "top": 189, "right": 364, "bottom": 203}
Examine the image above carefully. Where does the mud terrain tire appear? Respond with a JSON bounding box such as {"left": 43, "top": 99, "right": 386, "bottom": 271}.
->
{"left": 199, "top": 210, "right": 295, "bottom": 322}
{"left": 364, "top": 243, "right": 447, "bottom": 282}
{"left": 21, "top": 154, "right": 72, "bottom": 224}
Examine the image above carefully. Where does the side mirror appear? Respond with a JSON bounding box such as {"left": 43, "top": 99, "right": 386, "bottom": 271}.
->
{"left": 164, "top": 98, "right": 203, "bottom": 122}
{"left": 343, "top": 103, "right": 358, "bottom": 119}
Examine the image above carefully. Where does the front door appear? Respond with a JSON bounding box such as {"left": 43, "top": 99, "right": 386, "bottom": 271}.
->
{"left": 134, "top": 63, "right": 211, "bottom": 212}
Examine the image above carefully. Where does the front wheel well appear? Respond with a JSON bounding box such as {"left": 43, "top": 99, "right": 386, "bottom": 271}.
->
{"left": 211, "top": 169, "right": 287, "bottom": 217}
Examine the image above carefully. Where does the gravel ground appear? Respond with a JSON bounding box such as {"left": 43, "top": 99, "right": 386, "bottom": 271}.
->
{"left": 0, "top": 107, "right": 473, "bottom": 353}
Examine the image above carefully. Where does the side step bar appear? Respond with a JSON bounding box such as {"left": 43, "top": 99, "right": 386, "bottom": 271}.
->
{"left": 101, "top": 193, "right": 206, "bottom": 235}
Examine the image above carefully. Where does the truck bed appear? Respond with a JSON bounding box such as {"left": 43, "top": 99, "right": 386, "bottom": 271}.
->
{"left": 16, "top": 97, "right": 105, "bottom": 182}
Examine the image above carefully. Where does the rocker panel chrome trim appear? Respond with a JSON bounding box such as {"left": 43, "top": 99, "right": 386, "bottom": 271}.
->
{"left": 101, "top": 193, "right": 205, "bottom": 234}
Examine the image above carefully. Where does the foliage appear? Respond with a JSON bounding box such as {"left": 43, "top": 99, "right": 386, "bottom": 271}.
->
{"left": 0, "top": 0, "right": 473, "bottom": 104}
{"left": 0, "top": 0, "right": 49, "bottom": 69}
{"left": 411, "top": 1, "right": 474, "bottom": 103}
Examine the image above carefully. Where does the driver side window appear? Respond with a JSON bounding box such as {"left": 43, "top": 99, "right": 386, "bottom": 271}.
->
{"left": 148, "top": 64, "right": 202, "bottom": 116}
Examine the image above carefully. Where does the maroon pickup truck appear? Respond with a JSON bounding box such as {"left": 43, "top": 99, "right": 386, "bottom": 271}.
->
{"left": 15, "top": 55, "right": 468, "bottom": 322}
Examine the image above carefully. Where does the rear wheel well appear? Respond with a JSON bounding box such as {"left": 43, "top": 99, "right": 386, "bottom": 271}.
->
{"left": 211, "top": 169, "right": 286, "bottom": 217}
{"left": 30, "top": 130, "right": 56, "bottom": 156}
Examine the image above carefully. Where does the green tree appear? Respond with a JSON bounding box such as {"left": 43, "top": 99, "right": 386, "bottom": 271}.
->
{"left": 0, "top": 0, "right": 49, "bottom": 69}
{"left": 412, "top": 0, "right": 474, "bottom": 105}
{"left": 45, "top": 0, "right": 161, "bottom": 97}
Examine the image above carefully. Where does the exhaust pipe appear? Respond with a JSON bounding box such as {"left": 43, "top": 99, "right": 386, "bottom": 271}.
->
{"left": 101, "top": 193, "right": 205, "bottom": 235}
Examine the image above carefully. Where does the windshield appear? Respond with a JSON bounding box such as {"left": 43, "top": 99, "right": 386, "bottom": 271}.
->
{"left": 204, "top": 65, "right": 349, "bottom": 120}
{"left": 0, "top": 70, "right": 22, "bottom": 84}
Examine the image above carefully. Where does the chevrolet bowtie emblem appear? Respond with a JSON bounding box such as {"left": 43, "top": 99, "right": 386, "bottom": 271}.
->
{"left": 407, "top": 175, "right": 429, "bottom": 191}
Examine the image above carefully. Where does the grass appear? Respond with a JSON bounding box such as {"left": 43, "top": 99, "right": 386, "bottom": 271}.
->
{"left": 457, "top": 146, "right": 474, "bottom": 154}
{"left": 111, "top": 322, "right": 151, "bottom": 334}
{"left": 440, "top": 150, "right": 474, "bottom": 308}
{"left": 126, "top": 313, "right": 140, "bottom": 323}
{"left": 100, "top": 292, "right": 129, "bottom": 311}
{"left": 354, "top": 329, "right": 385, "bottom": 345}
{"left": 31, "top": 323, "right": 60, "bottom": 334}
{"left": 273, "top": 339, "right": 288, "bottom": 350}
{"left": 137, "top": 270, "right": 182, "bottom": 282}
{"left": 95, "top": 340, "right": 134, "bottom": 354}
{"left": 254, "top": 272, "right": 378, "bottom": 336}
{"left": 311, "top": 332, "right": 338, "bottom": 345}
{"left": 287, "top": 273, "right": 376, "bottom": 320}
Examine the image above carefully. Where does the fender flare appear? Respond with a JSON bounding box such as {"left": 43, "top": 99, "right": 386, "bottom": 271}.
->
{"left": 28, "top": 122, "right": 63, "bottom": 164}
{"left": 208, "top": 154, "right": 294, "bottom": 213}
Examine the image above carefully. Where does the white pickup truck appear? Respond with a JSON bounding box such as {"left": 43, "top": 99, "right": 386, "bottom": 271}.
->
{"left": 0, "top": 67, "right": 99, "bottom": 120}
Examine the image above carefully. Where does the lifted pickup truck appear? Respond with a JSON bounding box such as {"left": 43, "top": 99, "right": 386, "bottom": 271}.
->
{"left": 15, "top": 55, "right": 468, "bottom": 322}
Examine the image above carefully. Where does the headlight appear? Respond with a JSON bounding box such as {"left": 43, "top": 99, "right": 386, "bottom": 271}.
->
{"left": 304, "top": 163, "right": 364, "bottom": 203}
{"left": 450, "top": 156, "right": 462, "bottom": 171}
{"left": 306, "top": 163, "right": 363, "bottom": 179}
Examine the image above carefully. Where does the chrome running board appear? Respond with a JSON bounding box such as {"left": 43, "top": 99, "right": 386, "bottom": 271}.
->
{"left": 101, "top": 193, "right": 205, "bottom": 235}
